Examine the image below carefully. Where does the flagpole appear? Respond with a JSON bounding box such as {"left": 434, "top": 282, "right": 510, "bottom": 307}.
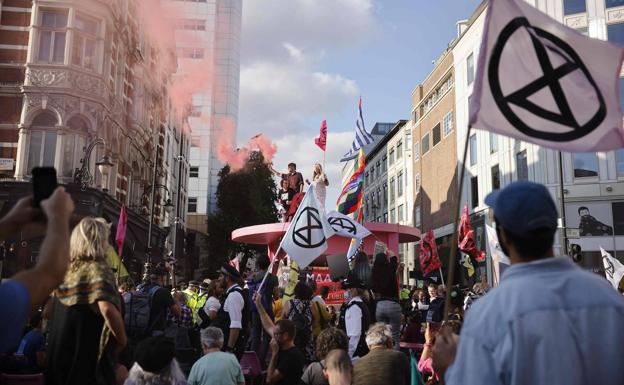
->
{"left": 443, "top": 125, "right": 473, "bottom": 321}
{"left": 558, "top": 151, "right": 568, "bottom": 256}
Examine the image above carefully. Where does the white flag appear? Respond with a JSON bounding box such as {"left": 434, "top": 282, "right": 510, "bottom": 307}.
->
{"left": 470, "top": 0, "right": 624, "bottom": 152}
{"left": 326, "top": 211, "right": 371, "bottom": 239}
{"left": 281, "top": 187, "right": 335, "bottom": 269}
{"left": 486, "top": 224, "right": 510, "bottom": 285}
{"left": 600, "top": 247, "right": 624, "bottom": 290}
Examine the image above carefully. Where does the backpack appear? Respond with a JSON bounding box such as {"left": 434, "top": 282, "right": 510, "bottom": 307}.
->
{"left": 123, "top": 285, "right": 160, "bottom": 340}
{"left": 289, "top": 301, "right": 312, "bottom": 353}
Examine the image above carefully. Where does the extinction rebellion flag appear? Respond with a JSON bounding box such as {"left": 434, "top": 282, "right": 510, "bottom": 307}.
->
{"left": 470, "top": 0, "right": 624, "bottom": 152}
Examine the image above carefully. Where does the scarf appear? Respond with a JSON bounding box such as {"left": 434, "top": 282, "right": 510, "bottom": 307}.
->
{"left": 55, "top": 259, "right": 121, "bottom": 361}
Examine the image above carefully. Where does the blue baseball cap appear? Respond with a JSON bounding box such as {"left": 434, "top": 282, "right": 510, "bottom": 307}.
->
{"left": 484, "top": 181, "right": 558, "bottom": 237}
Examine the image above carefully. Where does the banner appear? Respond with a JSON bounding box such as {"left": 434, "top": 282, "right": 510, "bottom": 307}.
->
{"left": 326, "top": 211, "right": 371, "bottom": 239}
{"left": 486, "top": 223, "right": 510, "bottom": 285}
{"left": 600, "top": 247, "right": 624, "bottom": 290}
{"left": 281, "top": 187, "right": 335, "bottom": 268}
{"left": 470, "top": 0, "right": 624, "bottom": 152}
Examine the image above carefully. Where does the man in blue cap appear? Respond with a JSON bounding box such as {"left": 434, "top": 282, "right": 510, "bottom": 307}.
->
{"left": 433, "top": 181, "right": 624, "bottom": 385}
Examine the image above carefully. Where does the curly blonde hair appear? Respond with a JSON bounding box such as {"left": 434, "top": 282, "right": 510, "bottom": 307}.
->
{"left": 69, "top": 217, "right": 111, "bottom": 269}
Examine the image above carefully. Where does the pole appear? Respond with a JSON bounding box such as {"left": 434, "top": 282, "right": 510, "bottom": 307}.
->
{"left": 558, "top": 151, "right": 568, "bottom": 256}
{"left": 443, "top": 125, "right": 472, "bottom": 321}
{"left": 439, "top": 267, "right": 445, "bottom": 287}
{"left": 173, "top": 131, "right": 185, "bottom": 279}
{"left": 145, "top": 142, "right": 160, "bottom": 277}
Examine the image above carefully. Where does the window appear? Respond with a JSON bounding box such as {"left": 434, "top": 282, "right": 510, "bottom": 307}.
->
{"left": 177, "top": 47, "right": 205, "bottom": 59}
{"left": 415, "top": 173, "right": 421, "bottom": 194}
{"left": 432, "top": 124, "right": 441, "bottom": 146}
{"left": 573, "top": 152, "right": 598, "bottom": 177}
{"left": 469, "top": 134, "right": 477, "bottom": 166}
{"left": 564, "top": 0, "right": 586, "bottom": 15}
{"left": 190, "top": 106, "right": 202, "bottom": 117}
{"left": 443, "top": 112, "right": 453, "bottom": 136}
{"left": 383, "top": 183, "right": 388, "bottom": 205}
{"left": 607, "top": 0, "right": 624, "bottom": 8}
{"left": 616, "top": 150, "right": 624, "bottom": 177}
{"left": 412, "top": 109, "right": 418, "bottom": 122}
{"left": 390, "top": 208, "right": 396, "bottom": 224}
{"left": 365, "top": 171, "right": 369, "bottom": 185}
{"left": 390, "top": 177, "right": 395, "bottom": 203}
{"left": 175, "top": 19, "right": 206, "bottom": 31}
{"left": 191, "top": 135, "right": 200, "bottom": 147}
{"left": 188, "top": 197, "right": 198, "bottom": 213}
{"left": 398, "top": 204, "right": 404, "bottom": 222}
{"left": 190, "top": 166, "right": 199, "bottom": 178}
{"left": 389, "top": 149, "right": 395, "bottom": 165}
{"left": 382, "top": 156, "right": 387, "bottom": 172}
{"left": 608, "top": 23, "right": 624, "bottom": 47}
{"left": 415, "top": 206, "right": 421, "bottom": 227}
{"left": 397, "top": 171, "right": 404, "bottom": 197}
{"left": 62, "top": 116, "right": 89, "bottom": 177}
{"left": 371, "top": 166, "right": 375, "bottom": 179}
{"left": 491, "top": 164, "right": 500, "bottom": 190}
{"left": 490, "top": 132, "right": 498, "bottom": 154}
{"left": 72, "top": 14, "right": 98, "bottom": 70}
{"left": 376, "top": 189, "right": 381, "bottom": 207}
{"left": 27, "top": 131, "right": 57, "bottom": 173}
{"left": 414, "top": 141, "right": 420, "bottom": 161}
{"left": 38, "top": 10, "right": 68, "bottom": 64}
{"left": 516, "top": 150, "right": 528, "bottom": 181}
{"left": 376, "top": 161, "right": 381, "bottom": 177}
{"left": 422, "top": 133, "right": 430, "bottom": 155}
{"left": 470, "top": 176, "right": 479, "bottom": 208}
{"left": 397, "top": 141, "right": 403, "bottom": 159}
{"left": 467, "top": 53, "right": 475, "bottom": 86}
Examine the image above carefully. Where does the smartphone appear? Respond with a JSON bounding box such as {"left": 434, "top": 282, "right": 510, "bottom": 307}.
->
{"left": 32, "top": 167, "right": 57, "bottom": 208}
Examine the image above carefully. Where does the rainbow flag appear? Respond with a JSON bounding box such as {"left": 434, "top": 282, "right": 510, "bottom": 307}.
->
{"left": 336, "top": 149, "right": 365, "bottom": 215}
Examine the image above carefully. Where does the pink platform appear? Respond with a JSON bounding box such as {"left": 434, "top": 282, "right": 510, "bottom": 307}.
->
{"left": 232, "top": 222, "right": 421, "bottom": 263}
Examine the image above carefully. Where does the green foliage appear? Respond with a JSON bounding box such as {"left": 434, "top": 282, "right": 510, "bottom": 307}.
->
{"left": 206, "top": 151, "right": 278, "bottom": 272}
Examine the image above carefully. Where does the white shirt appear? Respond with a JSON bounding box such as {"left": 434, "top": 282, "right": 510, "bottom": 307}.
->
{"left": 312, "top": 173, "right": 327, "bottom": 209}
{"left": 203, "top": 296, "right": 221, "bottom": 313}
{"left": 223, "top": 285, "right": 244, "bottom": 329}
{"left": 345, "top": 296, "right": 363, "bottom": 359}
{"left": 312, "top": 295, "right": 326, "bottom": 307}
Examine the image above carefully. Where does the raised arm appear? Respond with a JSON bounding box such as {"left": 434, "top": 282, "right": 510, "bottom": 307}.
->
{"left": 12, "top": 188, "right": 74, "bottom": 312}
{"left": 253, "top": 292, "right": 276, "bottom": 335}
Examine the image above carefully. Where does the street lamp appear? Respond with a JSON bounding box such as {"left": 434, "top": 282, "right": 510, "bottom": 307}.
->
{"left": 74, "top": 138, "right": 114, "bottom": 191}
{"left": 143, "top": 183, "right": 175, "bottom": 279}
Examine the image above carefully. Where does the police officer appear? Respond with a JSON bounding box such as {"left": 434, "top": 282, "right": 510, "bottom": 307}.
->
{"left": 213, "top": 265, "right": 249, "bottom": 359}
{"left": 338, "top": 272, "right": 371, "bottom": 361}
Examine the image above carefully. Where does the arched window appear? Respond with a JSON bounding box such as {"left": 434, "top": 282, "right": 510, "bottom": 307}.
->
{"left": 61, "top": 115, "right": 90, "bottom": 178}
{"left": 27, "top": 112, "right": 58, "bottom": 173}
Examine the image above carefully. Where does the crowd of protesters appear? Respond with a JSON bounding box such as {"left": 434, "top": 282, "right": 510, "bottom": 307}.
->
{"left": 2, "top": 181, "right": 624, "bottom": 385}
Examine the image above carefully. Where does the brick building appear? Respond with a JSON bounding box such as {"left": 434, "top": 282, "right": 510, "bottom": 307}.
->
{"left": 411, "top": 47, "right": 458, "bottom": 280}
{"left": 0, "top": 0, "right": 192, "bottom": 280}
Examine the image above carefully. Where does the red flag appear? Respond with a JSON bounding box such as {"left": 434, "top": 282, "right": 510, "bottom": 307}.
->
{"left": 419, "top": 229, "right": 442, "bottom": 276}
{"left": 314, "top": 120, "right": 327, "bottom": 151}
{"left": 115, "top": 205, "right": 127, "bottom": 256}
{"left": 458, "top": 206, "right": 486, "bottom": 262}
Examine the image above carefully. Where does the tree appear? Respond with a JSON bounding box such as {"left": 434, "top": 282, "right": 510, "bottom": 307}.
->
{"left": 206, "top": 151, "right": 278, "bottom": 273}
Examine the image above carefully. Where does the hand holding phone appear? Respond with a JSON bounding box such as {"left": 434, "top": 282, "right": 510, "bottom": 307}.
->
{"left": 32, "top": 167, "right": 58, "bottom": 208}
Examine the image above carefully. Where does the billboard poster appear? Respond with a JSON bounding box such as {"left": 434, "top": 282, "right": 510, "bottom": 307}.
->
{"left": 309, "top": 267, "right": 345, "bottom": 306}
{"left": 565, "top": 202, "right": 613, "bottom": 237}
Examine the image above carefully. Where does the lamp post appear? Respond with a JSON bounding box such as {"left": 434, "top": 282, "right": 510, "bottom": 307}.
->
{"left": 143, "top": 181, "right": 174, "bottom": 278}
{"left": 73, "top": 138, "right": 114, "bottom": 191}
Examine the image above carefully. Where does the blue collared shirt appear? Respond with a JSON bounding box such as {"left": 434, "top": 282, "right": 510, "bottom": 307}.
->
{"left": 446, "top": 257, "right": 624, "bottom": 385}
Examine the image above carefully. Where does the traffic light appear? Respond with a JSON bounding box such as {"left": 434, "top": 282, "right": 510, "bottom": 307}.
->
{"left": 569, "top": 243, "right": 582, "bottom": 263}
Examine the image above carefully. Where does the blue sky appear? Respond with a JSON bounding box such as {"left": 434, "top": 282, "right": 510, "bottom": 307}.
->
{"left": 239, "top": 0, "right": 482, "bottom": 205}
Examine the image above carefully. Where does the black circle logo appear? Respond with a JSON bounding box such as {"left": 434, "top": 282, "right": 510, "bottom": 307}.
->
{"left": 328, "top": 216, "right": 357, "bottom": 235}
{"left": 488, "top": 17, "right": 606, "bottom": 141}
{"left": 292, "top": 207, "right": 326, "bottom": 249}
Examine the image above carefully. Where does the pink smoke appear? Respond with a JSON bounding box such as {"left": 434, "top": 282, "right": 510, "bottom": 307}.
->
{"left": 216, "top": 117, "right": 278, "bottom": 172}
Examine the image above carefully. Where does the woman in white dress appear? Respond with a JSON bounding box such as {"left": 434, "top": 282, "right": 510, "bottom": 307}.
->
{"left": 307, "top": 163, "right": 329, "bottom": 209}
